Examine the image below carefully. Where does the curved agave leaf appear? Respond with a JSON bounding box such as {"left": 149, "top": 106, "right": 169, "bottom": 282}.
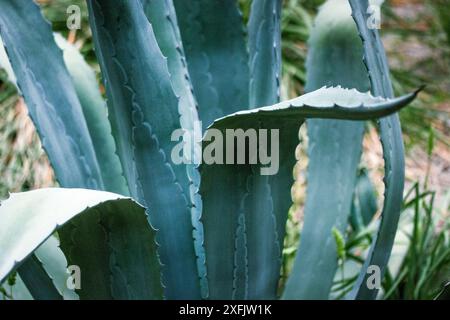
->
{"left": 200, "top": 86, "right": 417, "bottom": 299}
{"left": 173, "top": 0, "right": 249, "bottom": 130}
{"left": 350, "top": 169, "right": 378, "bottom": 231}
{"left": 348, "top": 0, "right": 406, "bottom": 300}
{"left": 87, "top": 0, "right": 200, "bottom": 298}
{"left": 283, "top": 0, "right": 370, "bottom": 299}
{"left": 0, "top": 188, "right": 162, "bottom": 300}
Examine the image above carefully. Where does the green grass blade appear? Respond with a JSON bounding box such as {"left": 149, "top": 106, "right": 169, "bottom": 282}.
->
{"left": 201, "top": 86, "right": 416, "bottom": 299}
{"left": 348, "top": 0, "right": 406, "bottom": 300}
{"left": 87, "top": 0, "right": 200, "bottom": 298}
{"left": 283, "top": 0, "right": 370, "bottom": 299}
{"left": 0, "top": 188, "right": 162, "bottom": 300}
{"left": 173, "top": 0, "right": 249, "bottom": 129}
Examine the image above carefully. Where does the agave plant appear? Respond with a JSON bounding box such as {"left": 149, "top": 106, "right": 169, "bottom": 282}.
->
{"left": 0, "top": 0, "right": 418, "bottom": 300}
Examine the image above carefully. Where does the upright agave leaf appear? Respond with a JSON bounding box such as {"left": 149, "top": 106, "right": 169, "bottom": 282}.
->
{"left": 224, "top": 0, "right": 286, "bottom": 299}
{"left": 200, "top": 86, "right": 417, "bottom": 299}
{"left": 16, "top": 236, "right": 79, "bottom": 300}
{"left": 283, "top": 0, "right": 370, "bottom": 299}
{"left": 0, "top": 189, "right": 163, "bottom": 300}
{"left": 350, "top": 169, "right": 378, "bottom": 231}
{"left": 87, "top": 0, "right": 200, "bottom": 299}
{"left": 0, "top": 0, "right": 102, "bottom": 189}
{"left": 0, "top": 0, "right": 126, "bottom": 299}
{"left": 54, "top": 34, "right": 129, "bottom": 196}
{"left": 173, "top": 0, "right": 250, "bottom": 130}
{"left": 348, "top": 0, "right": 406, "bottom": 300}
{"left": 140, "top": 0, "right": 207, "bottom": 298}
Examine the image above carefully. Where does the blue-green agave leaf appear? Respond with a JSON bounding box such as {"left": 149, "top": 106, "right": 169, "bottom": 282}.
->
{"left": 18, "top": 252, "right": 64, "bottom": 300}
{"left": 0, "top": 0, "right": 124, "bottom": 300}
{"left": 173, "top": 0, "right": 249, "bottom": 130}
{"left": 54, "top": 34, "right": 129, "bottom": 196}
{"left": 350, "top": 169, "right": 378, "bottom": 231}
{"left": 283, "top": 0, "right": 370, "bottom": 299}
{"left": 87, "top": 0, "right": 200, "bottom": 299}
{"left": 201, "top": 86, "right": 417, "bottom": 299}
{"left": 0, "top": 0, "right": 102, "bottom": 189}
{"left": 0, "top": 188, "right": 163, "bottom": 300}
{"left": 0, "top": 32, "right": 128, "bottom": 196}
{"left": 348, "top": 0, "right": 406, "bottom": 300}
{"left": 140, "top": 0, "right": 207, "bottom": 299}
{"left": 228, "top": 0, "right": 285, "bottom": 299}
{"left": 18, "top": 236, "right": 79, "bottom": 300}
{"left": 248, "top": 0, "right": 282, "bottom": 108}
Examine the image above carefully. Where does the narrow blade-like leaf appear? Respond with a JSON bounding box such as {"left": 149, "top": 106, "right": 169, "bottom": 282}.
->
{"left": 348, "top": 0, "right": 406, "bottom": 300}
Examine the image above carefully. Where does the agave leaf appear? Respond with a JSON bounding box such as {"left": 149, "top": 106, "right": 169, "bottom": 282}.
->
{"left": 0, "top": 32, "right": 127, "bottom": 196}
{"left": 87, "top": 0, "right": 200, "bottom": 299}
{"left": 248, "top": 0, "right": 282, "bottom": 108}
{"left": 17, "top": 236, "right": 80, "bottom": 300}
{"left": 140, "top": 0, "right": 207, "bottom": 299}
{"left": 0, "top": 0, "right": 124, "bottom": 300}
{"left": 0, "top": 0, "right": 103, "bottom": 189}
{"left": 348, "top": 0, "right": 406, "bottom": 300}
{"left": 226, "top": 0, "right": 284, "bottom": 299}
{"left": 173, "top": 0, "right": 249, "bottom": 130}
{"left": 54, "top": 34, "right": 129, "bottom": 196}
{"left": 20, "top": 236, "right": 79, "bottom": 300}
{"left": 201, "top": 86, "right": 417, "bottom": 299}
{"left": 283, "top": 0, "right": 370, "bottom": 299}
{"left": 0, "top": 188, "right": 163, "bottom": 300}
{"left": 350, "top": 169, "right": 378, "bottom": 231}
{"left": 18, "top": 254, "right": 64, "bottom": 300}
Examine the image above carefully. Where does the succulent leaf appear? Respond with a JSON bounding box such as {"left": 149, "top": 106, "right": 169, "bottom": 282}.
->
{"left": 348, "top": 0, "right": 406, "bottom": 300}
{"left": 87, "top": 0, "right": 200, "bottom": 299}
{"left": 283, "top": 0, "right": 370, "bottom": 299}
{"left": 0, "top": 188, "right": 162, "bottom": 300}
{"left": 173, "top": 0, "right": 250, "bottom": 130}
